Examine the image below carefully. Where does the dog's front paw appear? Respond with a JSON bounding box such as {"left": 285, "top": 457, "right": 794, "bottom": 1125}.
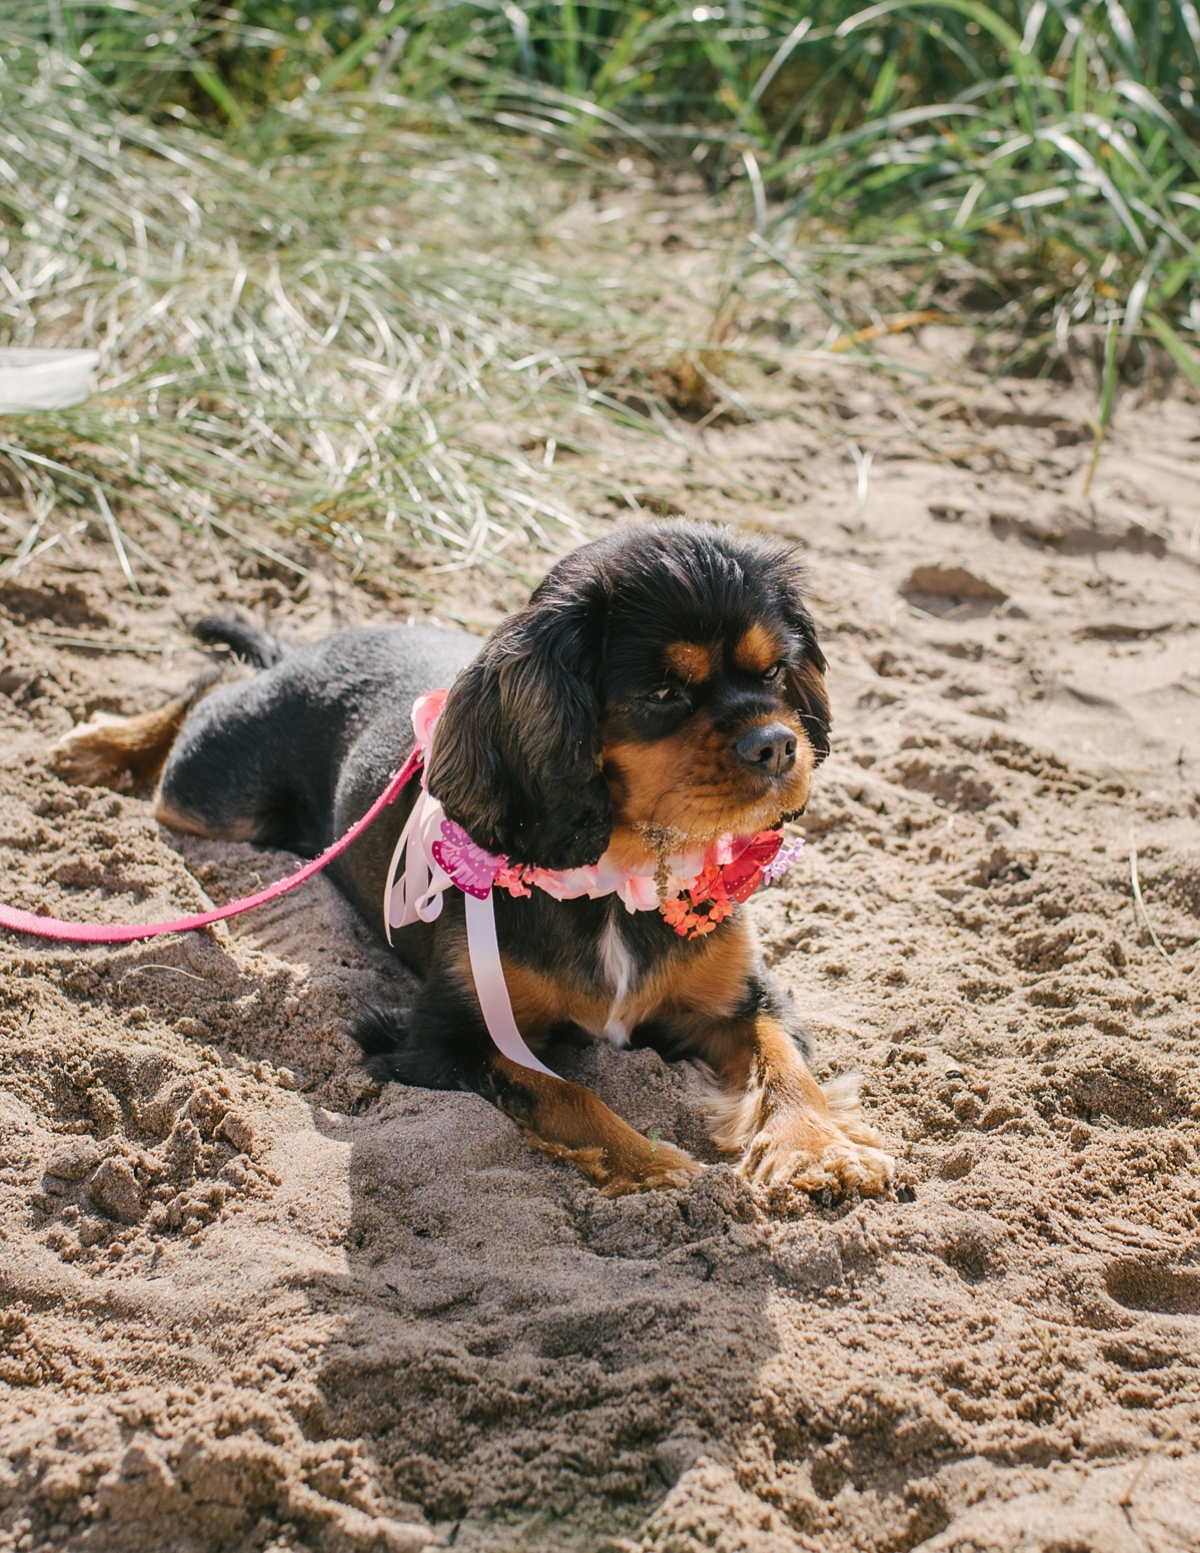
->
{"left": 595, "top": 1134, "right": 704, "bottom": 1197}
{"left": 740, "top": 1115, "right": 893, "bottom": 1199}
{"left": 600, "top": 1141, "right": 704, "bottom": 1198}
{"left": 533, "top": 1131, "right": 703, "bottom": 1196}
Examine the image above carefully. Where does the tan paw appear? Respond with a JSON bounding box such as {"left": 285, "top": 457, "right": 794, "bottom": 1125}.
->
{"left": 599, "top": 1147, "right": 704, "bottom": 1198}
{"left": 740, "top": 1122, "right": 894, "bottom": 1199}
{"left": 48, "top": 696, "right": 194, "bottom": 796}
{"left": 530, "top": 1133, "right": 703, "bottom": 1196}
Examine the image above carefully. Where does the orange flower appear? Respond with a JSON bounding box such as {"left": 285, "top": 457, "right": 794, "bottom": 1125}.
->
{"left": 688, "top": 864, "right": 726, "bottom": 906}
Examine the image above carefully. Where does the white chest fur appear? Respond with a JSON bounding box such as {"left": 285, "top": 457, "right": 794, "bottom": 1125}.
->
{"left": 596, "top": 911, "right": 638, "bottom": 1047}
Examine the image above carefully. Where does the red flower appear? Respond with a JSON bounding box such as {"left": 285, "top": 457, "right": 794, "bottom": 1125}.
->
{"left": 720, "top": 829, "right": 782, "bottom": 903}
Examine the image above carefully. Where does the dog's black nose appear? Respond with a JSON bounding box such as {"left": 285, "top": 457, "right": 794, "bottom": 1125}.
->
{"left": 734, "top": 722, "right": 796, "bottom": 778}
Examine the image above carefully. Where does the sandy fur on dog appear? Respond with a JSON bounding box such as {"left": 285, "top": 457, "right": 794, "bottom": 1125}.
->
{"left": 2, "top": 346, "right": 1200, "bottom": 1552}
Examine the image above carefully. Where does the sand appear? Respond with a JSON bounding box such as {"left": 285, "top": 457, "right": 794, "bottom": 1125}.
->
{"left": 2, "top": 333, "right": 1199, "bottom": 1553}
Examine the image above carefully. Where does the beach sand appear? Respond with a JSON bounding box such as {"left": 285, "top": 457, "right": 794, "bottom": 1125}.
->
{"left": 1, "top": 336, "right": 1198, "bottom": 1552}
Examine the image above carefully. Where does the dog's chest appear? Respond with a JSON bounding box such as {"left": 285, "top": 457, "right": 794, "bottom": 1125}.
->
{"left": 595, "top": 913, "right": 640, "bottom": 1048}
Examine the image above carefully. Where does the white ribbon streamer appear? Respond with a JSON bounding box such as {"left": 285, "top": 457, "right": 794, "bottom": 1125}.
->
{"left": 383, "top": 782, "right": 555, "bottom": 1077}
{"left": 462, "top": 891, "right": 558, "bottom": 1078}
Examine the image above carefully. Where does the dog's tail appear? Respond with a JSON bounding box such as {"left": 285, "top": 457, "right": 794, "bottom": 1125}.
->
{"left": 192, "top": 616, "right": 283, "bottom": 670}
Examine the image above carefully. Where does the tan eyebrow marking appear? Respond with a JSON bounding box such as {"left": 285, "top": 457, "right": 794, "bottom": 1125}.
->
{"left": 663, "top": 641, "right": 715, "bottom": 683}
{"left": 733, "top": 623, "right": 783, "bottom": 674}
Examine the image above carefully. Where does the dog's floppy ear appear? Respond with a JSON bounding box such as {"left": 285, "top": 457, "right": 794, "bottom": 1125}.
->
{"left": 777, "top": 575, "right": 831, "bottom": 765}
{"left": 787, "top": 645, "right": 831, "bottom": 765}
{"left": 426, "top": 563, "right": 612, "bottom": 869}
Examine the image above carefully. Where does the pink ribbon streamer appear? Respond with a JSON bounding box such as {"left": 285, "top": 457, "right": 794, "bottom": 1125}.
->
{"left": 462, "top": 892, "right": 558, "bottom": 1077}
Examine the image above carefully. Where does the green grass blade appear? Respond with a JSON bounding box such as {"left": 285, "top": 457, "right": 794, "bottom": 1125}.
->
{"left": 1146, "top": 311, "right": 1200, "bottom": 393}
{"left": 190, "top": 63, "right": 250, "bottom": 130}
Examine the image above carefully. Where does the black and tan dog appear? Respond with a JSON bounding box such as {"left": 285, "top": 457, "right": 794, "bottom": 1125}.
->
{"left": 56, "top": 523, "right": 893, "bottom": 1198}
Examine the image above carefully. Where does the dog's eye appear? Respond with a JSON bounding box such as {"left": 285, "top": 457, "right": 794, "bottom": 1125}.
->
{"left": 648, "top": 685, "right": 685, "bottom": 704}
{"left": 763, "top": 662, "right": 785, "bottom": 682}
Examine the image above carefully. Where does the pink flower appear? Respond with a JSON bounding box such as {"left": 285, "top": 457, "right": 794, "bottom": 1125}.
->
{"left": 495, "top": 865, "right": 531, "bottom": 898}
{"left": 762, "top": 835, "right": 805, "bottom": 885}
{"left": 529, "top": 865, "right": 600, "bottom": 901}
{"left": 617, "top": 873, "right": 660, "bottom": 913}
{"left": 704, "top": 834, "right": 736, "bottom": 868}
{"left": 687, "top": 864, "right": 727, "bottom": 907}
{"left": 411, "top": 688, "right": 449, "bottom": 753}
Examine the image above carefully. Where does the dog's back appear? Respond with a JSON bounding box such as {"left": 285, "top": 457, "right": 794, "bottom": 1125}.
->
{"left": 53, "top": 621, "right": 479, "bottom": 860}
{"left": 157, "top": 624, "right": 478, "bottom": 856}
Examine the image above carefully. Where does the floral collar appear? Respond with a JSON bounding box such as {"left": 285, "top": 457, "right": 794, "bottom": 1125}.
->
{"left": 434, "top": 822, "right": 802, "bottom": 939}
{"left": 403, "top": 689, "right": 804, "bottom": 940}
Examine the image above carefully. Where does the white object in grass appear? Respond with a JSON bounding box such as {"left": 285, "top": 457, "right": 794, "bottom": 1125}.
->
{"left": 0, "top": 349, "right": 99, "bottom": 412}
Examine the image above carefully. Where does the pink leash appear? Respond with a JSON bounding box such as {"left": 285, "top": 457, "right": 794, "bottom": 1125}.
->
{"left": 0, "top": 748, "right": 424, "bottom": 945}
{"left": 0, "top": 695, "right": 555, "bottom": 1078}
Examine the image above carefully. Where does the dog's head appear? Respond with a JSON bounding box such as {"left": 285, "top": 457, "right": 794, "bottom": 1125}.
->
{"left": 426, "top": 522, "right": 830, "bottom": 869}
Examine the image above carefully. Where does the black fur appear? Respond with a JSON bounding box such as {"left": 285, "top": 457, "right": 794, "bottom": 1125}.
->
{"left": 158, "top": 522, "right": 835, "bottom": 1175}
{"left": 193, "top": 616, "right": 284, "bottom": 670}
{"left": 425, "top": 559, "right": 613, "bottom": 869}
{"left": 161, "top": 624, "right": 477, "bottom": 861}
{"left": 354, "top": 1006, "right": 462, "bottom": 1090}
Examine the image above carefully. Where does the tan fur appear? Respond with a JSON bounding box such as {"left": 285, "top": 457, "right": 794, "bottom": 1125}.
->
{"left": 490, "top": 1055, "right": 701, "bottom": 1195}
{"left": 51, "top": 699, "right": 193, "bottom": 796}
{"left": 663, "top": 641, "right": 715, "bottom": 684}
{"left": 695, "top": 1016, "right": 893, "bottom": 1196}
{"left": 620, "top": 916, "right": 754, "bottom": 1031}
{"left": 50, "top": 666, "right": 224, "bottom": 798}
{"left": 703, "top": 1079, "right": 762, "bottom": 1156}
{"left": 154, "top": 797, "right": 257, "bottom": 841}
{"left": 499, "top": 955, "right": 610, "bottom": 1038}
{"left": 733, "top": 623, "right": 783, "bottom": 675}
{"left": 499, "top": 914, "right": 755, "bottom": 1045}
{"left": 600, "top": 708, "right": 815, "bottom": 848}
{"left": 526, "top": 1137, "right": 700, "bottom": 1197}
{"left": 453, "top": 948, "right": 701, "bottom": 1192}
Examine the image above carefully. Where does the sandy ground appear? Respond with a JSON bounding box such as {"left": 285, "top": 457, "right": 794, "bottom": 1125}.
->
{"left": 1, "top": 331, "right": 1199, "bottom": 1553}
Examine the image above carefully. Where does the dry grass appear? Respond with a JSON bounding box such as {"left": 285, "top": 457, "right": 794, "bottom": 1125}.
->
{"left": 4, "top": 3, "right": 1200, "bottom": 599}
{"left": 0, "top": 52, "right": 714, "bottom": 596}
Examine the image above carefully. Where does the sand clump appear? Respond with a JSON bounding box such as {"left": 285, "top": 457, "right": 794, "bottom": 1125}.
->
{"left": 2, "top": 337, "right": 1200, "bottom": 1551}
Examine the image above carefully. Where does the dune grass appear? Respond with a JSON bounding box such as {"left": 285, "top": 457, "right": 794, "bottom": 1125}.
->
{"left": 0, "top": 52, "right": 648, "bottom": 595}
{"left": 59, "top": 0, "right": 1200, "bottom": 343}
{"left": 2, "top": 2, "right": 1199, "bottom": 594}
{"left": 431, "top": 0, "right": 1200, "bottom": 382}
